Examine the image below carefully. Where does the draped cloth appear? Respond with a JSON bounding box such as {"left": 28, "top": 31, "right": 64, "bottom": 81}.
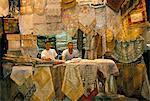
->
{"left": 62, "top": 63, "right": 84, "bottom": 101}
{"left": 117, "top": 63, "right": 150, "bottom": 100}
{"left": 112, "top": 36, "right": 144, "bottom": 63}
{"left": 78, "top": 5, "right": 96, "bottom": 34}
{"left": 32, "top": 66, "right": 55, "bottom": 101}
{"left": 62, "top": 7, "right": 78, "bottom": 37}
{"left": 10, "top": 66, "right": 33, "bottom": 86}
{"left": 0, "top": 0, "right": 9, "bottom": 17}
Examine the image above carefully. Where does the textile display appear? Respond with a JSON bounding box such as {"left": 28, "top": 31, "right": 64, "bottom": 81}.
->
{"left": 62, "top": 0, "right": 76, "bottom": 10}
{"left": 112, "top": 36, "right": 144, "bottom": 63}
{"left": 79, "top": 63, "right": 99, "bottom": 96}
{"left": 9, "top": 0, "right": 20, "bottom": 17}
{"left": 78, "top": 5, "right": 96, "bottom": 34}
{"left": 127, "top": 0, "right": 147, "bottom": 27}
{"left": 0, "top": 17, "right": 3, "bottom": 36}
{"left": 32, "top": 67, "right": 55, "bottom": 101}
{"left": 94, "top": 59, "right": 119, "bottom": 78}
{"left": 10, "top": 66, "right": 33, "bottom": 86}
{"left": 116, "top": 63, "right": 147, "bottom": 97}
{"left": 46, "top": 1, "right": 61, "bottom": 16}
{"left": 20, "top": 0, "right": 34, "bottom": 15}
{"left": 84, "top": 34, "right": 97, "bottom": 59}
{"left": 95, "top": 34, "right": 103, "bottom": 58}
{"left": 2, "top": 62, "right": 14, "bottom": 78}
{"left": 33, "top": 0, "right": 47, "bottom": 15}
{"left": 62, "top": 63, "right": 84, "bottom": 101}
{"left": 3, "top": 18, "right": 19, "bottom": 34}
{"left": 18, "top": 77, "right": 36, "bottom": 100}
{"left": 0, "top": 0, "right": 9, "bottom": 17}
{"left": 19, "top": 14, "right": 34, "bottom": 34}
{"left": 47, "top": 23, "right": 63, "bottom": 34}
{"left": 107, "top": 0, "right": 125, "bottom": 12}
{"left": 95, "top": 7, "right": 106, "bottom": 30}
{"left": 62, "top": 7, "right": 78, "bottom": 37}
{"left": 121, "top": 0, "right": 140, "bottom": 17}
{"left": 50, "top": 64, "right": 66, "bottom": 100}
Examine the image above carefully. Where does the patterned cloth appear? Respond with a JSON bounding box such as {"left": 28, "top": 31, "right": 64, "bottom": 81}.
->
{"left": 62, "top": 7, "right": 78, "bottom": 37}
{"left": 32, "top": 66, "right": 55, "bottom": 101}
{"left": 50, "top": 64, "right": 66, "bottom": 100}
{"left": 116, "top": 63, "right": 149, "bottom": 98}
{"left": 0, "top": 0, "right": 9, "bottom": 17}
{"left": 10, "top": 66, "right": 33, "bottom": 86}
{"left": 33, "top": 0, "right": 47, "bottom": 15}
{"left": 20, "top": 0, "right": 34, "bottom": 15}
{"left": 78, "top": 5, "right": 96, "bottom": 34}
{"left": 19, "top": 14, "right": 34, "bottom": 34}
{"left": 112, "top": 36, "right": 144, "bottom": 63}
{"left": 62, "top": 63, "right": 84, "bottom": 101}
{"left": 61, "top": 0, "right": 76, "bottom": 10}
{"left": 121, "top": 0, "right": 140, "bottom": 17}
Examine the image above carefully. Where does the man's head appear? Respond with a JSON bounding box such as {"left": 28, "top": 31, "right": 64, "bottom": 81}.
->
{"left": 45, "top": 41, "right": 51, "bottom": 50}
{"left": 67, "top": 42, "right": 74, "bottom": 50}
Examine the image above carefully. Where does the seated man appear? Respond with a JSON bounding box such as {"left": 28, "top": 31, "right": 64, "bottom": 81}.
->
{"left": 62, "top": 42, "right": 79, "bottom": 61}
{"left": 41, "top": 41, "right": 57, "bottom": 61}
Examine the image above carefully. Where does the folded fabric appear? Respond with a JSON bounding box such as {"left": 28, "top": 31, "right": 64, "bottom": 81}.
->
{"left": 20, "top": 0, "right": 34, "bottom": 14}
{"left": 10, "top": 66, "right": 33, "bottom": 86}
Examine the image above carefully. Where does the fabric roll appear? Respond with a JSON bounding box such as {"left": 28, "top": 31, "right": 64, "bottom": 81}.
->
{"left": 62, "top": 0, "right": 76, "bottom": 10}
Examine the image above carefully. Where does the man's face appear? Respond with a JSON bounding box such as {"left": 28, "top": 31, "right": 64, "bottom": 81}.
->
{"left": 45, "top": 42, "right": 51, "bottom": 50}
{"left": 67, "top": 43, "right": 73, "bottom": 49}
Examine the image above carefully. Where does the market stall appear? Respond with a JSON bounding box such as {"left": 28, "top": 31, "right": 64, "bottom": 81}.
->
{"left": 0, "top": 0, "right": 150, "bottom": 101}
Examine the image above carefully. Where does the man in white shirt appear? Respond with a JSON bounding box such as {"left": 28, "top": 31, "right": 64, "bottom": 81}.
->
{"left": 62, "top": 42, "right": 79, "bottom": 61}
{"left": 41, "top": 41, "right": 57, "bottom": 61}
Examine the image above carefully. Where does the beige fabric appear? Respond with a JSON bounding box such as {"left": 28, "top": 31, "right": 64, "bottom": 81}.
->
{"left": 20, "top": 0, "right": 34, "bottom": 14}
{"left": 19, "top": 14, "right": 34, "bottom": 34}
{"left": 10, "top": 66, "right": 33, "bottom": 86}
{"left": 33, "top": 0, "right": 47, "bottom": 15}
{"left": 0, "top": 0, "right": 9, "bottom": 17}
{"left": 62, "top": 63, "right": 84, "bottom": 101}
{"left": 32, "top": 67, "right": 55, "bottom": 101}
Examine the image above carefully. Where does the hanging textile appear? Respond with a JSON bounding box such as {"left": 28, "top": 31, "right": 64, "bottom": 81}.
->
{"left": 62, "top": 63, "right": 84, "bottom": 101}
{"left": 19, "top": 14, "right": 34, "bottom": 34}
{"left": 33, "top": 14, "right": 48, "bottom": 35}
{"left": 20, "top": 0, "right": 34, "bottom": 15}
{"left": 121, "top": 0, "right": 140, "bottom": 17}
{"left": 116, "top": 0, "right": 147, "bottom": 42}
{"left": 112, "top": 36, "right": 144, "bottom": 63}
{"left": 117, "top": 63, "right": 147, "bottom": 97}
{"left": 0, "top": 0, "right": 9, "bottom": 17}
{"left": 61, "top": 0, "right": 76, "bottom": 10}
{"left": 84, "top": 33, "right": 97, "bottom": 59}
{"left": 62, "top": 6, "right": 78, "bottom": 37}
{"left": 33, "top": 0, "right": 47, "bottom": 15}
{"left": 46, "top": 0, "right": 62, "bottom": 34}
{"left": 78, "top": 5, "right": 96, "bottom": 34}
{"left": 32, "top": 66, "right": 55, "bottom": 101}
{"left": 9, "top": 0, "right": 20, "bottom": 17}
{"left": 107, "top": 0, "right": 125, "bottom": 12}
